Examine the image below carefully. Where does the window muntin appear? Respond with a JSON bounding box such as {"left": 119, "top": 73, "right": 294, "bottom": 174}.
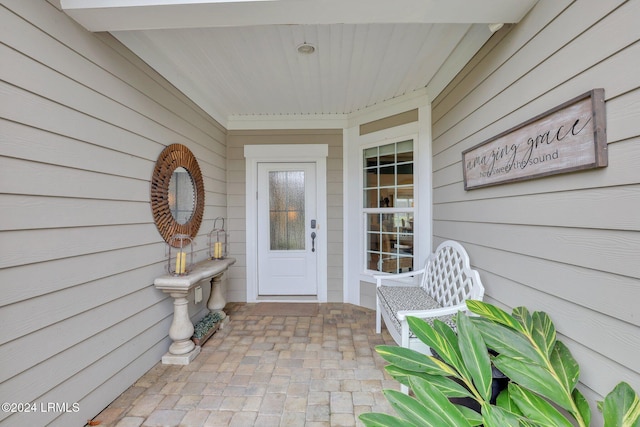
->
{"left": 363, "top": 140, "right": 414, "bottom": 273}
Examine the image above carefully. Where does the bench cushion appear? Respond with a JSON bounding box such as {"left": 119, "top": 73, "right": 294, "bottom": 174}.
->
{"left": 377, "top": 286, "right": 456, "bottom": 337}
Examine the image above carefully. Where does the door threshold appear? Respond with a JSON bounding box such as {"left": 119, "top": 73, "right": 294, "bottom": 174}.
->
{"left": 255, "top": 296, "right": 320, "bottom": 303}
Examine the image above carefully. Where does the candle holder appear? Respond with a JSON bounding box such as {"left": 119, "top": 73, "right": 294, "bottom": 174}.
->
{"left": 167, "top": 234, "right": 194, "bottom": 276}
{"left": 208, "top": 217, "right": 228, "bottom": 260}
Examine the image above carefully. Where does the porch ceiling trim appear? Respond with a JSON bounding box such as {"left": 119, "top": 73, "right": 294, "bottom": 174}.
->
{"left": 61, "top": 0, "right": 538, "bottom": 32}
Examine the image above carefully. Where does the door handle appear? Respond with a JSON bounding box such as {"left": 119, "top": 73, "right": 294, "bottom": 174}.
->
{"left": 311, "top": 231, "right": 316, "bottom": 252}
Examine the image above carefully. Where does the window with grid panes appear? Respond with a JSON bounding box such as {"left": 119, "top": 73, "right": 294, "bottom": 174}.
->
{"left": 363, "top": 140, "right": 414, "bottom": 273}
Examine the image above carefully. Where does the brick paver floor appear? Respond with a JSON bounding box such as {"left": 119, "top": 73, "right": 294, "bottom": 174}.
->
{"left": 91, "top": 303, "right": 400, "bottom": 426}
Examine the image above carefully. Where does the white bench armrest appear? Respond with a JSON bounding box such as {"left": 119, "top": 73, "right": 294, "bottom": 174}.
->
{"left": 373, "top": 268, "right": 426, "bottom": 287}
{"left": 396, "top": 302, "right": 468, "bottom": 321}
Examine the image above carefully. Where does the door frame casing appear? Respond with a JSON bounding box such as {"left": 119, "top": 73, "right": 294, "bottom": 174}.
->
{"left": 244, "top": 144, "right": 328, "bottom": 303}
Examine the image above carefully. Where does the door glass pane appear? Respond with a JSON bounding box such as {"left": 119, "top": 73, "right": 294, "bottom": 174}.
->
{"left": 269, "top": 170, "right": 305, "bottom": 250}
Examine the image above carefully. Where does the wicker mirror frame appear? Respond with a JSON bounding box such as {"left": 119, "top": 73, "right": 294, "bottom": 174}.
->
{"left": 151, "top": 144, "right": 205, "bottom": 247}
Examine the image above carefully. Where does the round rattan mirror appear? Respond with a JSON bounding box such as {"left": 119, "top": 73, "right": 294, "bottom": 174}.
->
{"left": 151, "top": 144, "right": 204, "bottom": 246}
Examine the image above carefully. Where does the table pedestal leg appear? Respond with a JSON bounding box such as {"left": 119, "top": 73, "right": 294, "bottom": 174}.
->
{"left": 168, "top": 291, "right": 195, "bottom": 354}
{"left": 208, "top": 273, "right": 228, "bottom": 328}
{"left": 161, "top": 291, "right": 200, "bottom": 364}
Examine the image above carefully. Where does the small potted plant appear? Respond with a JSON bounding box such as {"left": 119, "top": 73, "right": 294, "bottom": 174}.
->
{"left": 361, "top": 300, "right": 640, "bottom": 427}
{"left": 191, "top": 311, "right": 222, "bottom": 346}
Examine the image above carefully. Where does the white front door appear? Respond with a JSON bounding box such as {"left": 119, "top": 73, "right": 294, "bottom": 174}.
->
{"left": 257, "top": 162, "right": 318, "bottom": 296}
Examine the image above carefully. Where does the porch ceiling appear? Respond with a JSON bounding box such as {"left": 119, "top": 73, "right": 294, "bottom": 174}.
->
{"left": 61, "top": 0, "right": 538, "bottom": 127}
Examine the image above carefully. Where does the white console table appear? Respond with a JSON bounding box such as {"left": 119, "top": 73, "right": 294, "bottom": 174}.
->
{"left": 154, "top": 257, "right": 236, "bottom": 365}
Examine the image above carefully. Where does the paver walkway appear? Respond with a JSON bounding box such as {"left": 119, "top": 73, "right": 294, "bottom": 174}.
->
{"left": 91, "top": 302, "right": 400, "bottom": 426}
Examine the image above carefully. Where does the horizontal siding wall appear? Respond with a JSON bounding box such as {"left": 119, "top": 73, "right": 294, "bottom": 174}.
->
{"left": 226, "top": 129, "right": 343, "bottom": 302}
{"left": 431, "top": 0, "right": 640, "bottom": 418}
{"left": 0, "top": 1, "right": 227, "bottom": 426}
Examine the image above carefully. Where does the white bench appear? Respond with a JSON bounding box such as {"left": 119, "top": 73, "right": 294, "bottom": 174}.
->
{"left": 375, "top": 240, "right": 485, "bottom": 355}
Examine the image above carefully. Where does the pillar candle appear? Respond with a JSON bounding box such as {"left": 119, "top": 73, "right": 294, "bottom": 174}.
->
{"left": 180, "top": 251, "right": 187, "bottom": 274}
{"left": 175, "top": 251, "right": 182, "bottom": 274}
{"left": 175, "top": 251, "right": 186, "bottom": 274}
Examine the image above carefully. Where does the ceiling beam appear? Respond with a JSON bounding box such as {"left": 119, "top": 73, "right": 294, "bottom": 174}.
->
{"left": 61, "top": 0, "right": 538, "bottom": 31}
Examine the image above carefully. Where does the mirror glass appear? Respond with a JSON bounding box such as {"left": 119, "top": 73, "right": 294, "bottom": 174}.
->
{"left": 168, "top": 167, "right": 195, "bottom": 225}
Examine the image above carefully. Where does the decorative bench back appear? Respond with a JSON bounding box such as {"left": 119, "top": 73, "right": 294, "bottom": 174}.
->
{"left": 421, "top": 241, "right": 483, "bottom": 308}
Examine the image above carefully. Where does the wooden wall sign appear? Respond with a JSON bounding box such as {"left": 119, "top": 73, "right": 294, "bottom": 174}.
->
{"left": 462, "top": 89, "right": 607, "bottom": 190}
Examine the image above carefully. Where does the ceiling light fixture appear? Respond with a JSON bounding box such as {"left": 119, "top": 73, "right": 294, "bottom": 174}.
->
{"left": 297, "top": 43, "right": 316, "bottom": 55}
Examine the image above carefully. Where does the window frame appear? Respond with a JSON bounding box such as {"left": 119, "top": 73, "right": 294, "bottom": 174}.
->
{"left": 361, "top": 136, "right": 417, "bottom": 275}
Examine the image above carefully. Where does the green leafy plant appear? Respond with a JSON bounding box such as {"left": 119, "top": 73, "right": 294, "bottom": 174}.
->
{"left": 192, "top": 311, "right": 221, "bottom": 339}
{"left": 361, "top": 300, "right": 640, "bottom": 427}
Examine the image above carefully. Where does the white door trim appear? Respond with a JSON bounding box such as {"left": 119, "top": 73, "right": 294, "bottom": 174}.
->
{"left": 245, "top": 144, "right": 328, "bottom": 303}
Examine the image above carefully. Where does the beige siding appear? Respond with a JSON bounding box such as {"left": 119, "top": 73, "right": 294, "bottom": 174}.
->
{"left": 0, "top": 1, "right": 227, "bottom": 425}
{"left": 431, "top": 0, "right": 640, "bottom": 414}
{"left": 226, "top": 129, "right": 343, "bottom": 302}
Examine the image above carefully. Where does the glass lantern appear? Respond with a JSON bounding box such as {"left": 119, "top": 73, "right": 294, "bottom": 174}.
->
{"left": 167, "top": 234, "right": 194, "bottom": 276}
{"left": 208, "top": 217, "right": 227, "bottom": 260}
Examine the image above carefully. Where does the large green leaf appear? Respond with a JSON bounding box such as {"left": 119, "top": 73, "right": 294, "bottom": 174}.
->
{"left": 383, "top": 389, "right": 433, "bottom": 426}
{"left": 384, "top": 365, "right": 412, "bottom": 387}
{"left": 359, "top": 412, "right": 418, "bottom": 427}
{"left": 471, "top": 318, "right": 547, "bottom": 366}
{"left": 419, "top": 375, "right": 475, "bottom": 399}
{"left": 433, "top": 318, "right": 463, "bottom": 361}
{"left": 408, "top": 376, "right": 474, "bottom": 427}
{"left": 481, "top": 403, "right": 523, "bottom": 427}
{"left": 508, "top": 383, "right": 575, "bottom": 427}
{"left": 512, "top": 306, "right": 534, "bottom": 334}
{"left": 496, "top": 387, "right": 523, "bottom": 416}
{"left": 457, "top": 313, "right": 493, "bottom": 402}
{"left": 383, "top": 388, "right": 462, "bottom": 427}
{"left": 407, "top": 316, "right": 467, "bottom": 376}
{"left": 431, "top": 317, "right": 473, "bottom": 380}
{"left": 456, "top": 404, "right": 484, "bottom": 426}
{"left": 572, "top": 388, "right": 591, "bottom": 426}
{"left": 549, "top": 341, "right": 579, "bottom": 392}
{"left": 384, "top": 366, "right": 474, "bottom": 399}
{"left": 531, "top": 311, "right": 556, "bottom": 358}
{"left": 432, "top": 317, "right": 459, "bottom": 342}
{"left": 519, "top": 421, "right": 546, "bottom": 427}
{"left": 491, "top": 390, "right": 549, "bottom": 426}
{"left": 375, "top": 345, "right": 449, "bottom": 375}
{"left": 403, "top": 316, "right": 440, "bottom": 350}
{"left": 492, "top": 354, "right": 574, "bottom": 411}
{"left": 601, "top": 382, "right": 640, "bottom": 427}
{"left": 466, "top": 300, "right": 527, "bottom": 334}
